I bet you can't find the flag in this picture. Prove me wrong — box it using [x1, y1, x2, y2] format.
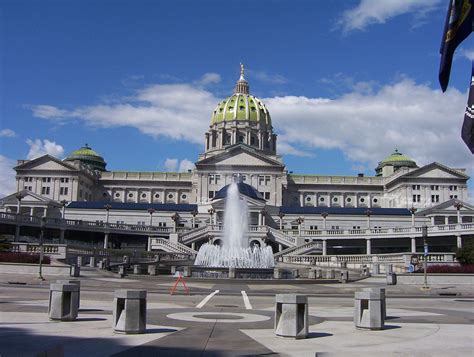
[439, 0, 474, 92]
[462, 61, 474, 153]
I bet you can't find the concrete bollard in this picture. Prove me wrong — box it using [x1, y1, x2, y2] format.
[148, 265, 158, 276]
[56, 279, 80, 309]
[325, 269, 335, 279]
[119, 265, 126, 278]
[183, 266, 192, 278]
[273, 268, 282, 279]
[70, 264, 80, 277]
[228, 267, 236, 279]
[354, 290, 384, 330]
[133, 265, 144, 275]
[76, 256, 83, 267]
[373, 263, 380, 275]
[89, 256, 96, 268]
[340, 270, 349, 283]
[113, 290, 147, 334]
[386, 272, 397, 286]
[363, 287, 386, 321]
[307, 268, 316, 279]
[275, 294, 308, 339]
[48, 283, 80, 321]
[98, 260, 105, 269]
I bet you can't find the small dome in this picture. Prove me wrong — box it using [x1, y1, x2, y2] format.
[375, 149, 417, 176]
[213, 182, 264, 201]
[64, 144, 107, 171]
[210, 93, 271, 127]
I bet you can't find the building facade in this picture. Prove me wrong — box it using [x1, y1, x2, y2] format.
[1, 66, 472, 254]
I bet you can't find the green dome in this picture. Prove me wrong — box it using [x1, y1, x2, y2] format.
[64, 144, 107, 171]
[210, 93, 272, 126]
[375, 149, 417, 176]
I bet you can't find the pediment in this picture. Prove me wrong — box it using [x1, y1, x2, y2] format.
[197, 145, 284, 168]
[406, 163, 469, 180]
[0, 189, 55, 204]
[15, 155, 76, 172]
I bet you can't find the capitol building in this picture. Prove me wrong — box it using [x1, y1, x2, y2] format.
[1, 67, 473, 256]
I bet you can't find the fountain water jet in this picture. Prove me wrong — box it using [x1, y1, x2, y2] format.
[194, 182, 274, 268]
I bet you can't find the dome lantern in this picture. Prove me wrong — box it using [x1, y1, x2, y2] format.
[375, 149, 417, 177]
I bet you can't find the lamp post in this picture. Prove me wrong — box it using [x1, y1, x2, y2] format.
[321, 212, 328, 230]
[296, 216, 304, 236]
[104, 204, 112, 226]
[454, 202, 463, 224]
[147, 208, 156, 227]
[60, 200, 68, 219]
[365, 209, 372, 229]
[15, 192, 24, 216]
[278, 212, 285, 230]
[409, 206, 417, 227]
[421, 225, 429, 290]
[208, 208, 215, 226]
[171, 212, 180, 233]
[38, 216, 46, 281]
[191, 209, 198, 228]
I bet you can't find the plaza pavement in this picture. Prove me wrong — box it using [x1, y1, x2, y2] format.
[0, 269, 473, 356]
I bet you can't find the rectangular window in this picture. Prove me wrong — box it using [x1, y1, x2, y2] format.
[449, 185, 458, 191]
[264, 192, 270, 200]
[215, 174, 221, 184]
[258, 175, 271, 186]
[352, 226, 361, 230]
[309, 225, 318, 230]
[331, 225, 340, 230]
[41, 187, 50, 195]
[208, 190, 214, 199]
[79, 189, 83, 198]
[430, 185, 439, 190]
[412, 195, 421, 203]
[158, 222, 167, 227]
[450, 195, 458, 199]
[412, 185, 420, 190]
[431, 195, 439, 203]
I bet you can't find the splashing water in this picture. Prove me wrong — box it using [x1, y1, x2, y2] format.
[194, 182, 274, 268]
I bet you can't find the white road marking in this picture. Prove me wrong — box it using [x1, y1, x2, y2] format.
[241, 290, 252, 310]
[196, 290, 220, 308]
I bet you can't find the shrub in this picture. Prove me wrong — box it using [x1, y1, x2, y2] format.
[0, 252, 50, 264]
[427, 264, 474, 274]
[456, 240, 474, 265]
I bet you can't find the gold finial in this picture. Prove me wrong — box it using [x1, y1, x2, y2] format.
[240, 63, 245, 80]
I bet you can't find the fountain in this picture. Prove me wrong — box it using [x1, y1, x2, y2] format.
[194, 182, 275, 269]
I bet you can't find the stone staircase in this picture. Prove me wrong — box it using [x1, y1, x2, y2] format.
[150, 238, 197, 255]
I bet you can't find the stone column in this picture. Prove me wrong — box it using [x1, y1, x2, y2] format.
[278, 244, 283, 252]
[431, 216, 435, 225]
[191, 242, 196, 250]
[59, 229, 65, 244]
[299, 192, 304, 207]
[457, 235, 462, 248]
[258, 212, 262, 226]
[445, 216, 449, 225]
[147, 237, 152, 251]
[411, 237, 416, 253]
[411, 213, 415, 227]
[322, 240, 327, 256]
[104, 233, 109, 249]
[366, 239, 372, 255]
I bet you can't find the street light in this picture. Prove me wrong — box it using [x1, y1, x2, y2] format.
[365, 209, 372, 229]
[15, 192, 24, 216]
[421, 225, 429, 290]
[147, 208, 156, 226]
[278, 212, 285, 230]
[38, 216, 46, 281]
[104, 204, 112, 225]
[208, 208, 215, 226]
[454, 202, 463, 224]
[296, 216, 304, 236]
[191, 209, 198, 228]
[60, 200, 68, 219]
[409, 206, 417, 227]
[321, 212, 328, 230]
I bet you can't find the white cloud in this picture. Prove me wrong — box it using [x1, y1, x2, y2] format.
[196, 72, 221, 85]
[164, 158, 178, 172]
[250, 70, 288, 84]
[164, 158, 195, 172]
[31, 83, 216, 144]
[178, 159, 195, 172]
[0, 129, 16, 137]
[336, 0, 441, 33]
[460, 48, 474, 61]
[26, 139, 65, 160]
[30, 75, 473, 180]
[265, 78, 474, 177]
[0, 155, 17, 197]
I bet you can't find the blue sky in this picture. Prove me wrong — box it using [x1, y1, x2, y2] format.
[1, 0, 473, 196]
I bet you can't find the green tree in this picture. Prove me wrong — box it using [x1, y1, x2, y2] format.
[456, 239, 474, 265]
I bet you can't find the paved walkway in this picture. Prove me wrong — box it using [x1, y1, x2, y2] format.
[0, 271, 473, 356]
